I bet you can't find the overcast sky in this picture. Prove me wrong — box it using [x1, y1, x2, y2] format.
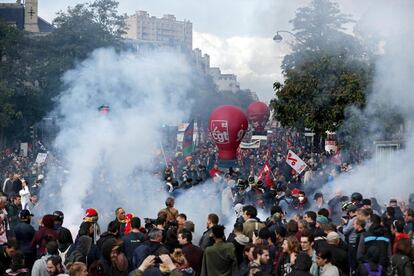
[19, 0, 378, 101]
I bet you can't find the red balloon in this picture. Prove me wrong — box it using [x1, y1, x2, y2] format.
[209, 105, 248, 160]
[246, 101, 270, 132]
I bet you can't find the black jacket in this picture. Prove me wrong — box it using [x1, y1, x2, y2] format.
[12, 221, 35, 254]
[357, 225, 391, 269]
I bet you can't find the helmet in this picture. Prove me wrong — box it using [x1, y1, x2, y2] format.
[351, 192, 363, 202]
[341, 201, 353, 211]
[53, 211, 64, 221]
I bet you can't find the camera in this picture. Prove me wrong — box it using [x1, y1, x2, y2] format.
[144, 218, 157, 230]
[153, 256, 162, 264]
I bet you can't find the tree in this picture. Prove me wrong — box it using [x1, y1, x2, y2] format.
[271, 0, 372, 138]
[0, 0, 127, 145]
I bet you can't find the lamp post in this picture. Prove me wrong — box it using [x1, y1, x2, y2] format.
[273, 30, 305, 44]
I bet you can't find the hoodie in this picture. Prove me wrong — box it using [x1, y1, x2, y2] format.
[65, 235, 92, 265]
[233, 234, 250, 268]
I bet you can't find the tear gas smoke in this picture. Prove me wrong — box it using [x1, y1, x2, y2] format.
[37, 48, 227, 237]
[323, 1, 414, 204]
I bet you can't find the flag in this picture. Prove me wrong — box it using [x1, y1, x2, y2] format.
[182, 120, 194, 157]
[257, 162, 273, 187]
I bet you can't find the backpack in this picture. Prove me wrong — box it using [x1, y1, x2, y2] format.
[363, 262, 382, 276]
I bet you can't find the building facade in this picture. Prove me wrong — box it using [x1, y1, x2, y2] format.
[125, 11, 192, 50]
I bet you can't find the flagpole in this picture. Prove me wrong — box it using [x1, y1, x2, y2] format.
[159, 140, 168, 167]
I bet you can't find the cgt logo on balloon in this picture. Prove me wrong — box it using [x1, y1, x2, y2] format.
[211, 120, 230, 144]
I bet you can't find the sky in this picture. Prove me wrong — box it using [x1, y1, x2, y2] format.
[17, 0, 378, 102]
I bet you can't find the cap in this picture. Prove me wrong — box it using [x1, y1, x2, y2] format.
[85, 208, 98, 217]
[291, 188, 301, 196]
[316, 215, 329, 225]
[37, 174, 44, 181]
[19, 209, 34, 218]
[326, 231, 340, 241]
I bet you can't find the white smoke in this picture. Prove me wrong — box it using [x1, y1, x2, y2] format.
[40, 48, 193, 228]
[323, 0, 414, 204]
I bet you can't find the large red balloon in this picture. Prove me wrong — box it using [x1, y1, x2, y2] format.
[209, 105, 248, 160]
[246, 101, 270, 133]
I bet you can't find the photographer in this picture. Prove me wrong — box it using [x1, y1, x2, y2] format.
[159, 197, 179, 223]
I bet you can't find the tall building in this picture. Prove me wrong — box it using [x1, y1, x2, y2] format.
[0, 0, 53, 33]
[125, 11, 192, 50]
[209, 67, 240, 93]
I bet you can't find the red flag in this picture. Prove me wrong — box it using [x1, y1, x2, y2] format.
[257, 162, 273, 187]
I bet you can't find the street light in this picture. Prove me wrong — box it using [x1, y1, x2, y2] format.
[273, 30, 305, 44]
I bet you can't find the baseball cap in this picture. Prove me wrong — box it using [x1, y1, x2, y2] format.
[19, 209, 34, 218]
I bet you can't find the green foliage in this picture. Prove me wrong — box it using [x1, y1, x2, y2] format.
[0, 0, 126, 144]
[271, 0, 372, 137]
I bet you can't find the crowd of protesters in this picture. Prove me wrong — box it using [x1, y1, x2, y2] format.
[0, 127, 413, 275]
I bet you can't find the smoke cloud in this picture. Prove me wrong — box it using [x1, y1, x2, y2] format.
[39, 48, 194, 228]
[324, 0, 414, 204]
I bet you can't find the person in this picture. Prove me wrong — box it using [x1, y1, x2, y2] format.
[325, 231, 348, 275]
[159, 197, 179, 223]
[249, 244, 270, 276]
[112, 208, 126, 237]
[242, 205, 265, 241]
[46, 255, 66, 276]
[18, 179, 30, 211]
[7, 194, 22, 229]
[276, 236, 300, 276]
[13, 210, 35, 268]
[201, 225, 237, 276]
[32, 240, 59, 276]
[314, 193, 328, 210]
[31, 214, 59, 257]
[67, 262, 88, 276]
[170, 248, 195, 276]
[132, 228, 168, 268]
[228, 222, 249, 268]
[315, 247, 340, 276]
[100, 238, 128, 276]
[178, 229, 203, 276]
[121, 217, 143, 270]
[199, 213, 218, 250]
[300, 230, 318, 275]
[176, 213, 187, 232]
[356, 214, 391, 270]
[390, 238, 414, 276]
[391, 220, 409, 253]
[2, 173, 14, 196]
[96, 220, 119, 257]
[356, 246, 383, 276]
[65, 235, 92, 266]
[0, 240, 19, 274]
[57, 228, 73, 266]
[290, 252, 313, 276]
[5, 250, 30, 276]
[52, 211, 67, 232]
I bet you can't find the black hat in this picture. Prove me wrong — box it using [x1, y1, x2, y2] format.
[19, 209, 34, 218]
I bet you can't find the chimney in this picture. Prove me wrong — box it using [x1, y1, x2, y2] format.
[24, 0, 39, 32]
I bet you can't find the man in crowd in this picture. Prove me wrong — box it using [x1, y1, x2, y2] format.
[178, 229, 203, 276]
[199, 213, 219, 250]
[201, 225, 237, 276]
